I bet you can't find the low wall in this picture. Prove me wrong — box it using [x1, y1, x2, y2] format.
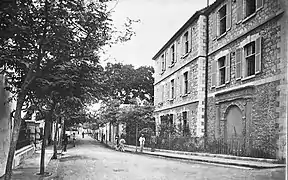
[12, 144, 35, 169]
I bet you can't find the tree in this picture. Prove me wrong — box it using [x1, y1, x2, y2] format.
[103, 63, 154, 104]
[0, 0, 126, 178]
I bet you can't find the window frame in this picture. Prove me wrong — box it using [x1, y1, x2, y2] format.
[182, 111, 189, 135]
[161, 53, 165, 72]
[184, 32, 189, 55]
[171, 79, 175, 99]
[183, 71, 188, 94]
[218, 56, 226, 85]
[244, 41, 256, 77]
[171, 44, 175, 65]
[218, 4, 227, 36]
[245, 0, 256, 18]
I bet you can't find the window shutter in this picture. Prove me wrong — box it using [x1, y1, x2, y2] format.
[255, 37, 262, 74]
[237, 0, 243, 22]
[216, 12, 220, 37]
[235, 48, 242, 79]
[212, 12, 217, 39]
[188, 28, 191, 52]
[256, 0, 263, 10]
[180, 75, 183, 96]
[211, 60, 217, 87]
[226, 0, 232, 30]
[166, 82, 170, 100]
[189, 69, 193, 93]
[158, 60, 161, 75]
[225, 53, 231, 83]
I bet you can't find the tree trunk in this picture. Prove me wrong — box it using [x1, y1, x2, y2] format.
[39, 106, 54, 175]
[52, 118, 59, 159]
[4, 94, 26, 180]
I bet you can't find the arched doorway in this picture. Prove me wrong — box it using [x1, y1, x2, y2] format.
[225, 105, 244, 155]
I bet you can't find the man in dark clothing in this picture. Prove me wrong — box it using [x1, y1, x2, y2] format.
[63, 134, 68, 152]
[82, 132, 85, 138]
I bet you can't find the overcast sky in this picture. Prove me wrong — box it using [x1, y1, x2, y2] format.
[102, 0, 215, 68]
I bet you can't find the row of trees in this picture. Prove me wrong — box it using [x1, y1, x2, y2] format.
[0, 0, 154, 179]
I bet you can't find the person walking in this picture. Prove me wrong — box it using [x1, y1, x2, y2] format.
[72, 132, 76, 147]
[82, 131, 85, 138]
[139, 134, 145, 153]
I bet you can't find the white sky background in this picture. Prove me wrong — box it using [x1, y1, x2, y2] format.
[101, 0, 216, 68]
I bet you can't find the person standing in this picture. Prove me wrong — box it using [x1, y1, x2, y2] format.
[63, 134, 68, 152]
[139, 134, 145, 153]
[82, 131, 85, 138]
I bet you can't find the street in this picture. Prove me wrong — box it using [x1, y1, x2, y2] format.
[51, 135, 285, 180]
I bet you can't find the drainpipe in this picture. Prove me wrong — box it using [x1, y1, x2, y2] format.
[204, 2, 210, 149]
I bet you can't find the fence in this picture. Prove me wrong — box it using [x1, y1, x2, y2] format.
[16, 128, 31, 150]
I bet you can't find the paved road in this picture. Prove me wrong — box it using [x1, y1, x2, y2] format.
[52, 135, 285, 180]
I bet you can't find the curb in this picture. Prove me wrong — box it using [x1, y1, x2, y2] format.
[124, 148, 285, 169]
[102, 142, 285, 169]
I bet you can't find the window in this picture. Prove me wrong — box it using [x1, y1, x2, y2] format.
[161, 54, 165, 72]
[244, 42, 256, 77]
[182, 112, 189, 135]
[184, 32, 189, 54]
[168, 114, 173, 126]
[245, 0, 256, 18]
[171, 79, 175, 99]
[171, 45, 175, 65]
[184, 72, 188, 94]
[218, 56, 226, 85]
[218, 5, 227, 35]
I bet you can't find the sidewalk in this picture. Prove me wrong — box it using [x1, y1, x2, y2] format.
[2, 146, 60, 180]
[102, 140, 286, 169]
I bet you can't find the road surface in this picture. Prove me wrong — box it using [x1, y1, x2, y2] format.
[52, 135, 285, 180]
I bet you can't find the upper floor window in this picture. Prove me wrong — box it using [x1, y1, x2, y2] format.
[211, 53, 230, 87]
[184, 32, 189, 54]
[237, 0, 263, 22]
[161, 54, 166, 72]
[218, 56, 226, 85]
[184, 71, 188, 94]
[244, 42, 256, 77]
[219, 5, 227, 36]
[171, 45, 175, 65]
[245, 0, 256, 18]
[235, 36, 262, 80]
[212, 0, 231, 39]
[170, 79, 175, 99]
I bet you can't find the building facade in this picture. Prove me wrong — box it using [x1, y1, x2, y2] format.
[206, 0, 287, 159]
[153, 0, 287, 159]
[153, 10, 207, 137]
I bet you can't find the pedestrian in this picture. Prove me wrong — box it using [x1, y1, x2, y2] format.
[72, 132, 76, 147]
[82, 131, 84, 138]
[119, 135, 126, 152]
[150, 132, 156, 152]
[139, 134, 145, 153]
[63, 134, 68, 152]
[115, 134, 119, 148]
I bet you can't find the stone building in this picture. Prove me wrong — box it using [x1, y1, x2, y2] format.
[152, 0, 287, 159]
[206, 0, 287, 159]
[152, 9, 207, 137]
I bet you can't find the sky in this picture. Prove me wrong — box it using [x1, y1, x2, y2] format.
[102, 0, 216, 68]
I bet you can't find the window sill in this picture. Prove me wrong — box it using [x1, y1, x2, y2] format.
[217, 31, 227, 41]
[181, 51, 191, 59]
[168, 62, 176, 68]
[242, 12, 256, 24]
[160, 70, 165, 75]
[216, 84, 226, 89]
[241, 74, 256, 81]
[181, 92, 190, 97]
[167, 98, 175, 102]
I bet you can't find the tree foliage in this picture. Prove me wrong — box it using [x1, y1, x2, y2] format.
[103, 63, 154, 104]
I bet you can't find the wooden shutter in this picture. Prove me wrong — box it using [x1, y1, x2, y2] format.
[256, 0, 263, 10]
[237, 0, 243, 22]
[180, 75, 183, 96]
[235, 48, 242, 79]
[225, 53, 231, 83]
[226, 0, 232, 30]
[255, 37, 262, 74]
[212, 12, 217, 39]
[211, 60, 217, 87]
